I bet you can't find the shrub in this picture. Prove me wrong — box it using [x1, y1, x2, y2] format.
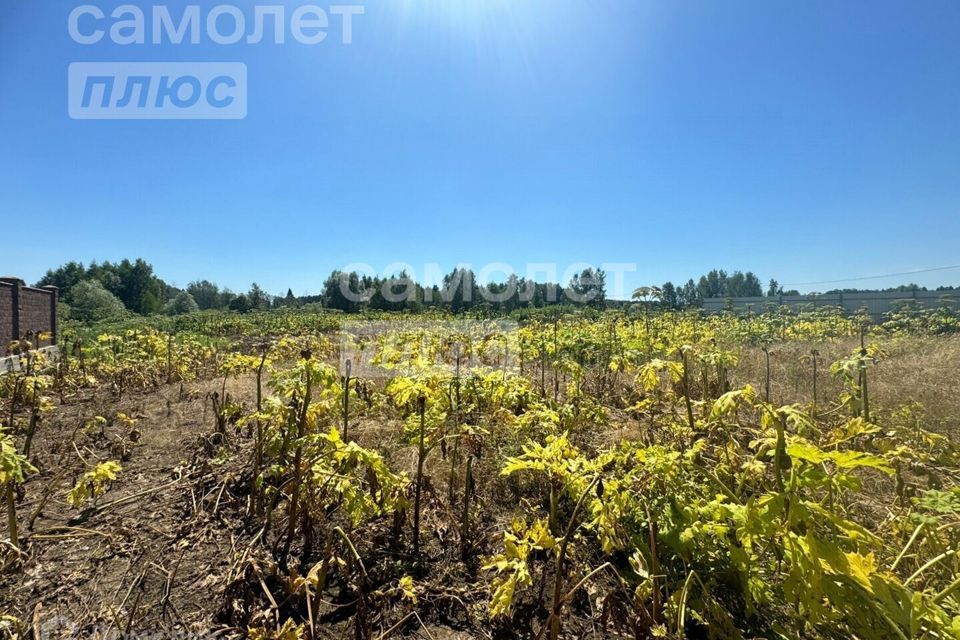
[67, 280, 127, 322]
[165, 291, 200, 315]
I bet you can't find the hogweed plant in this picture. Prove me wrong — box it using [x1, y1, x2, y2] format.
[1, 431, 35, 551]
[4, 307, 959, 636]
[67, 460, 122, 509]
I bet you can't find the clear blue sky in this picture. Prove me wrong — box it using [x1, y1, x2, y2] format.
[2, 0, 959, 297]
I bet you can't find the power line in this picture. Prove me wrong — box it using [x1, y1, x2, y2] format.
[783, 264, 960, 287]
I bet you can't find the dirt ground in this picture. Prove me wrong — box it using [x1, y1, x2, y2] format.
[1, 376, 262, 638]
[1, 372, 500, 639]
[2, 334, 958, 638]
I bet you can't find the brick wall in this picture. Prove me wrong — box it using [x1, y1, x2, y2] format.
[21, 287, 56, 347]
[0, 278, 57, 354]
[0, 282, 12, 350]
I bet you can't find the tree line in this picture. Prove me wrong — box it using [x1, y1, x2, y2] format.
[654, 270, 797, 309]
[36, 260, 279, 321]
[36, 259, 955, 321]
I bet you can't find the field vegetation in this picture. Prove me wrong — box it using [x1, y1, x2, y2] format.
[1, 304, 960, 639]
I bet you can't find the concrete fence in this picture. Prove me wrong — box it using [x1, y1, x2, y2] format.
[0, 277, 58, 354]
[703, 290, 958, 321]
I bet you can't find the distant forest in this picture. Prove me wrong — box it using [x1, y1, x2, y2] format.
[34, 259, 958, 320]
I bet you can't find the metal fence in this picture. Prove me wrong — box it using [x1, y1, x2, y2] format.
[703, 290, 958, 321]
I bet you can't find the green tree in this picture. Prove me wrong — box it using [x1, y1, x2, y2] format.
[218, 288, 237, 309]
[678, 278, 699, 307]
[187, 280, 222, 310]
[164, 291, 199, 315]
[322, 270, 363, 312]
[433, 268, 479, 313]
[36, 261, 86, 298]
[113, 259, 164, 314]
[247, 283, 270, 310]
[68, 280, 127, 322]
[660, 281, 679, 309]
[741, 271, 763, 296]
[567, 268, 606, 308]
[370, 273, 416, 312]
[229, 294, 251, 313]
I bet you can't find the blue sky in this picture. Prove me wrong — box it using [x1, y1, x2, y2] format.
[1, 0, 958, 297]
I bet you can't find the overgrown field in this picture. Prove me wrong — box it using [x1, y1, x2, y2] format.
[2, 308, 959, 639]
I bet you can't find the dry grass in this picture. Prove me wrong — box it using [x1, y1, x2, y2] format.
[733, 334, 960, 438]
